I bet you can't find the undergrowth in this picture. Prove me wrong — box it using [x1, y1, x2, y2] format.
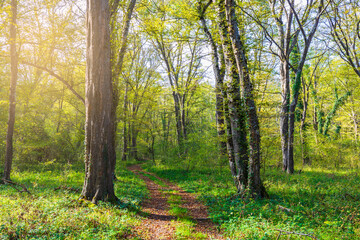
[0, 161, 148, 239]
[144, 163, 360, 240]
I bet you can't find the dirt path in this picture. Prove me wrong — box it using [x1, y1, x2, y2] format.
[127, 165, 224, 240]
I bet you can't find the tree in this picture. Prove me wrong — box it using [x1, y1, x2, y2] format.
[240, 0, 329, 173]
[111, 0, 137, 164]
[225, 0, 267, 197]
[198, 0, 227, 155]
[80, 0, 117, 203]
[3, 0, 18, 181]
[144, 6, 203, 151]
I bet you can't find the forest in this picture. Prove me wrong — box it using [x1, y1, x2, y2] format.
[0, 0, 359, 239]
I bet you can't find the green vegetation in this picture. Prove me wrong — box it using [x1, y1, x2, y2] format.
[1, 0, 360, 239]
[173, 220, 208, 240]
[0, 162, 147, 239]
[144, 163, 360, 239]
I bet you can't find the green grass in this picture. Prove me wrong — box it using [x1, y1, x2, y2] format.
[173, 219, 207, 240]
[0, 161, 148, 239]
[3, 159, 359, 239]
[144, 164, 360, 239]
[141, 172, 168, 188]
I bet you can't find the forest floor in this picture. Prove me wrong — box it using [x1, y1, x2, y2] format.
[0, 161, 359, 239]
[127, 164, 224, 240]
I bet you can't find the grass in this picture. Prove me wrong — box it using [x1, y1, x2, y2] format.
[144, 163, 360, 240]
[3, 159, 359, 239]
[0, 161, 148, 239]
[173, 219, 207, 240]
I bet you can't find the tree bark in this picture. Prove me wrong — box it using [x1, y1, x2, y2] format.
[130, 127, 138, 160]
[218, 0, 248, 193]
[81, 0, 117, 203]
[122, 84, 128, 161]
[3, 0, 18, 181]
[301, 76, 310, 165]
[280, 60, 290, 171]
[225, 0, 267, 198]
[287, 72, 302, 173]
[199, 8, 227, 155]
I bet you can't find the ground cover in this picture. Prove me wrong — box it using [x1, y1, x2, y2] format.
[0, 162, 147, 239]
[144, 164, 360, 239]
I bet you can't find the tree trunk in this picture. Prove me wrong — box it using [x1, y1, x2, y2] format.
[199, 12, 227, 155]
[181, 96, 187, 140]
[111, 0, 136, 170]
[81, 0, 117, 203]
[174, 93, 183, 146]
[130, 127, 138, 160]
[224, 103, 240, 191]
[225, 0, 267, 198]
[218, 0, 248, 193]
[287, 70, 302, 173]
[352, 109, 358, 141]
[122, 84, 128, 161]
[3, 0, 18, 181]
[280, 61, 290, 171]
[301, 77, 310, 165]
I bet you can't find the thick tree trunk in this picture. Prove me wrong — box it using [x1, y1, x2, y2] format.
[227, 82, 249, 192]
[3, 0, 18, 181]
[218, 1, 248, 192]
[81, 0, 117, 203]
[225, 0, 267, 198]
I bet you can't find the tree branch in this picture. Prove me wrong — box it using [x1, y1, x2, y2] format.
[20, 60, 85, 104]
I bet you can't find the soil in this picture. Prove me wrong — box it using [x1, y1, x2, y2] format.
[127, 165, 224, 240]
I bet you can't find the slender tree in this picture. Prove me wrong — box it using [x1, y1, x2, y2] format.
[3, 0, 18, 181]
[111, 0, 137, 165]
[198, 0, 227, 155]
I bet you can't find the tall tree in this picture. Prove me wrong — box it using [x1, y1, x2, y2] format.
[287, 0, 328, 173]
[198, 0, 227, 155]
[224, 0, 267, 197]
[111, 0, 137, 165]
[3, 0, 18, 181]
[240, 0, 328, 173]
[80, 0, 117, 203]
